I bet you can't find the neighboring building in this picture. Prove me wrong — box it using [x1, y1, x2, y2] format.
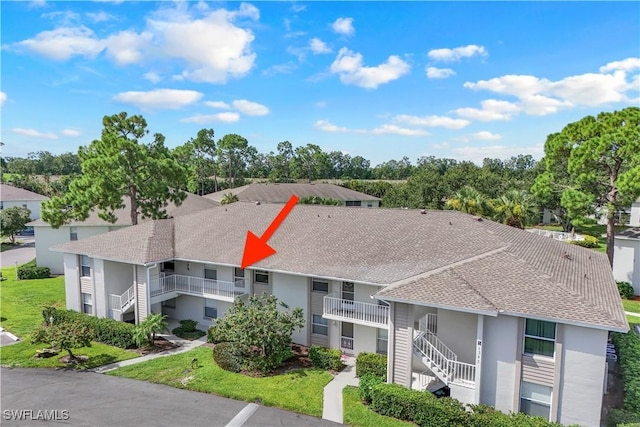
[53, 203, 627, 427]
[613, 227, 640, 297]
[31, 193, 219, 274]
[204, 182, 381, 207]
[630, 196, 640, 227]
[0, 183, 49, 220]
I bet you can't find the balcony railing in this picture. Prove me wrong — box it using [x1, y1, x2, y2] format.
[150, 274, 248, 302]
[323, 295, 389, 328]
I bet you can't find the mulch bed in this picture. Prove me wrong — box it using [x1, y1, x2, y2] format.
[138, 337, 179, 355]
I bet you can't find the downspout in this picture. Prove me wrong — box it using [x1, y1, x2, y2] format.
[133, 265, 138, 325]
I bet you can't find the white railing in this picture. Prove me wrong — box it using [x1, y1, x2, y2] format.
[527, 228, 584, 241]
[150, 274, 248, 301]
[323, 295, 389, 327]
[419, 313, 438, 334]
[341, 336, 354, 350]
[108, 285, 135, 313]
[413, 330, 475, 387]
[424, 330, 457, 362]
[412, 370, 436, 390]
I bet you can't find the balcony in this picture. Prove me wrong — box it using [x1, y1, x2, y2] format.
[150, 274, 248, 303]
[323, 295, 389, 328]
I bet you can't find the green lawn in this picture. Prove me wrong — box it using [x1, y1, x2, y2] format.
[0, 265, 137, 369]
[109, 346, 333, 417]
[622, 299, 640, 314]
[343, 386, 414, 427]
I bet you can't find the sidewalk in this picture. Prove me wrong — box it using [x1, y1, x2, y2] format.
[626, 311, 640, 318]
[322, 356, 359, 424]
[91, 333, 207, 373]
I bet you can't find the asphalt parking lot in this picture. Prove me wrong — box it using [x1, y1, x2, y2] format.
[1, 368, 338, 427]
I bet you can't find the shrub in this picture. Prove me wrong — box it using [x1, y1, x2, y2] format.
[611, 331, 640, 415]
[41, 307, 135, 348]
[358, 373, 385, 403]
[17, 265, 50, 280]
[207, 324, 227, 344]
[618, 281, 635, 300]
[172, 326, 206, 340]
[355, 352, 387, 378]
[607, 409, 640, 427]
[568, 235, 599, 248]
[212, 342, 243, 373]
[178, 319, 198, 332]
[134, 314, 168, 347]
[308, 345, 344, 371]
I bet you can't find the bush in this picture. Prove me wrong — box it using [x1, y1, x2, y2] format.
[212, 342, 243, 373]
[611, 331, 640, 415]
[207, 324, 227, 344]
[42, 307, 136, 348]
[17, 265, 50, 280]
[568, 234, 599, 248]
[358, 373, 385, 403]
[607, 409, 640, 427]
[308, 345, 344, 371]
[178, 319, 198, 332]
[355, 352, 387, 378]
[172, 326, 206, 340]
[618, 281, 635, 300]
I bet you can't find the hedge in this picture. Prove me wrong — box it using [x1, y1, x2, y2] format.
[42, 307, 136, 348]
[617, 281, 635, 300]
[172, 319, 206, 340]
[308, 345, 344, 371]
[611, 331, 640, 415]
[358, 372, 385, 403]
[212, 342, 243, 373]
[606, 409, 640, 427]
[568, 235, 599, 249]
[207, 324, 226, 344]
[17, 265, 50, 280]
[356, 352, 387, 378]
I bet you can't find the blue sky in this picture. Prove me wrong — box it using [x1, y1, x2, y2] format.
[1, 1, 639, 166]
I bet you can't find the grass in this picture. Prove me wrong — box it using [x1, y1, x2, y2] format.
[343, 386, 414, 427]
[0, 264, 138, 369]
[622, 299, 640, 314]
[109, 346, 333, 417]
[534, 223, 630, 254]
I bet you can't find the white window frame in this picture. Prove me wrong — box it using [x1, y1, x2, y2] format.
[519, 381, 552, 420]
[204, 267, 217, 281]
[376, 328, 388, 355]
[312, 314, 328, 336]
[80, 255, 91, 277]
[81, 292, 93, 315]
[204, 299, 217, 319]
[523, 319, 556, 358]
[312, 279, 329, 293]
[69, 226, 78, 241]
[234, 268, 245, 288]
[254, 270, 269, 284]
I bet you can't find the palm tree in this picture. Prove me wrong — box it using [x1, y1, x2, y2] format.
[492, 190, 538, 229]
[445, 186, 492, 216]
[133, 313, 168, 347]
[220, 192, 239, 205]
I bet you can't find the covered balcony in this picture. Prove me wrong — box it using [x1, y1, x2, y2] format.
[323, 294, 389, 328]
[150, 274, 248, 303]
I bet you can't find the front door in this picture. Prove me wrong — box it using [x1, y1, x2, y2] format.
[341, 322, 354, 351]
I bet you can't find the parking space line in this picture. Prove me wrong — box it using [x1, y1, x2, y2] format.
[225, 403, 259, 427]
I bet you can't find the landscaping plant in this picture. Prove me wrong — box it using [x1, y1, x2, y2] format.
[32, 320, 95, 361]
[133, 313, 169, 347]
[617, 281, 635, 300]
[356, 352, 387, 378]
[308, 345, 344, 371]
[171, 319, 206, 340]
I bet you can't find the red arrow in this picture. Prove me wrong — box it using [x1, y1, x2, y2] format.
[240, 195, 299, 269]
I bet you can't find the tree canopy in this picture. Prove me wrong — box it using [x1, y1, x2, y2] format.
[0, 206, 31, 244]
[42, 112, 188, 228]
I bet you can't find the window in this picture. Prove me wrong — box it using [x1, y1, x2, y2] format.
[69, 227, 78, 241]
[162, 261, 175, 272]
[345, 201, 361, 207]
[204, 268, 217, 280]
[342, 282, 355, 301]
[204, 299, 217, 319]
[254, 270, 269, 284]
[377, 328, 388, 355]
[520, 382, 551, 419]
[162, 298, 176, 309]
[0, 202, 3, 210]
[234, 268, 245, 288]
[312, 314, 328, 335]
[81, 293, 93, 315]
[312, 279, 329, 293]
[524, 319, 556, 357]
[22, 203, 27, 209]
[367, 202, 373, 208]
[80, 255, 91, 277]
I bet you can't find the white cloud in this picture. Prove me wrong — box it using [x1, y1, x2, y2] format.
[85, 11, 114, 23]
[332, 17, 354, 36]
[426, 66, 456, 79]
[428, 44, 487, 62]
[232, 99, 269, 116]
[309, 37, 331, 54]
[330, 48, 410, 89]
[314, 120, 349, 133]
[181, 112, 240, 124]
[28, 0, 48, 9]
[453, 144, 543, 165]
[13, 26, 103, 60]
[143, 72, 162, 83]
[431, 142, 449, 150]
[371, 124, 429, 136]
[0, 92, 6, 106]
[315, 101, 327, 108]
[393, 114, 469, 129]
[455, 99, 521, 121]
[599, 57, 640, 73]
[470, 131, 502, 140]
[113, 89, 203, 110]
[290, 3, 306, 13]
[262, 62, 298, 76]
[104, 30, 152, 66]
[61, 129, 81, 137]
[204, 101, 231, 109]
[11, 128, 58, 140]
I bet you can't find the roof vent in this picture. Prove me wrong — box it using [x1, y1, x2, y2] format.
[255, 201, 261, 205]
[420, 210, 427, 215]
[471, 216, 482, 221]
[449, 221, 453, 225]
[563, 251, 572, 260]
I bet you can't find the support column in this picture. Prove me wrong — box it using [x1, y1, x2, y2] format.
[133, 264, 139, 325]
[474, 314, 484, 403]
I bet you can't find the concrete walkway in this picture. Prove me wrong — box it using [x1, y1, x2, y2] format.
[626, 311, 640, 317]
[322, 356, 359, 424]
[91, 333, 208, 373]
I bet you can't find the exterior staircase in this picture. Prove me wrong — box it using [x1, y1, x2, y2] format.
[108, 285, 135, 320]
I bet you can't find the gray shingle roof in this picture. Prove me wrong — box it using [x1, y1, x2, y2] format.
[0, 184, 49, 201]
[53, 203, 628, 332]
[204, 183, 380, 203]
[616, 227, 640, 239]
[30, 192, 219, 227]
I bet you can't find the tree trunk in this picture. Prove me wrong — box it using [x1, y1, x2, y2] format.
[606, 206, 615, 267]
[130, 187, 138, 226]
[67, 348, 75, 360]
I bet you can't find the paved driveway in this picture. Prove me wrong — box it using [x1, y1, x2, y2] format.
[0, 368, 338, 427]
[1, 238, 36, 268]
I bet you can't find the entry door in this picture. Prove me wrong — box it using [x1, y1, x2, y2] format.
[342, 282, 355, 311]
[341, 322, 354, 351]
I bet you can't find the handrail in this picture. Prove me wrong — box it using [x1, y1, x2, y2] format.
[150, 274, 247, 300]
[323, 296, 390, 326]
[424, 330, 457, 362]
[413, 330, 475, 386]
